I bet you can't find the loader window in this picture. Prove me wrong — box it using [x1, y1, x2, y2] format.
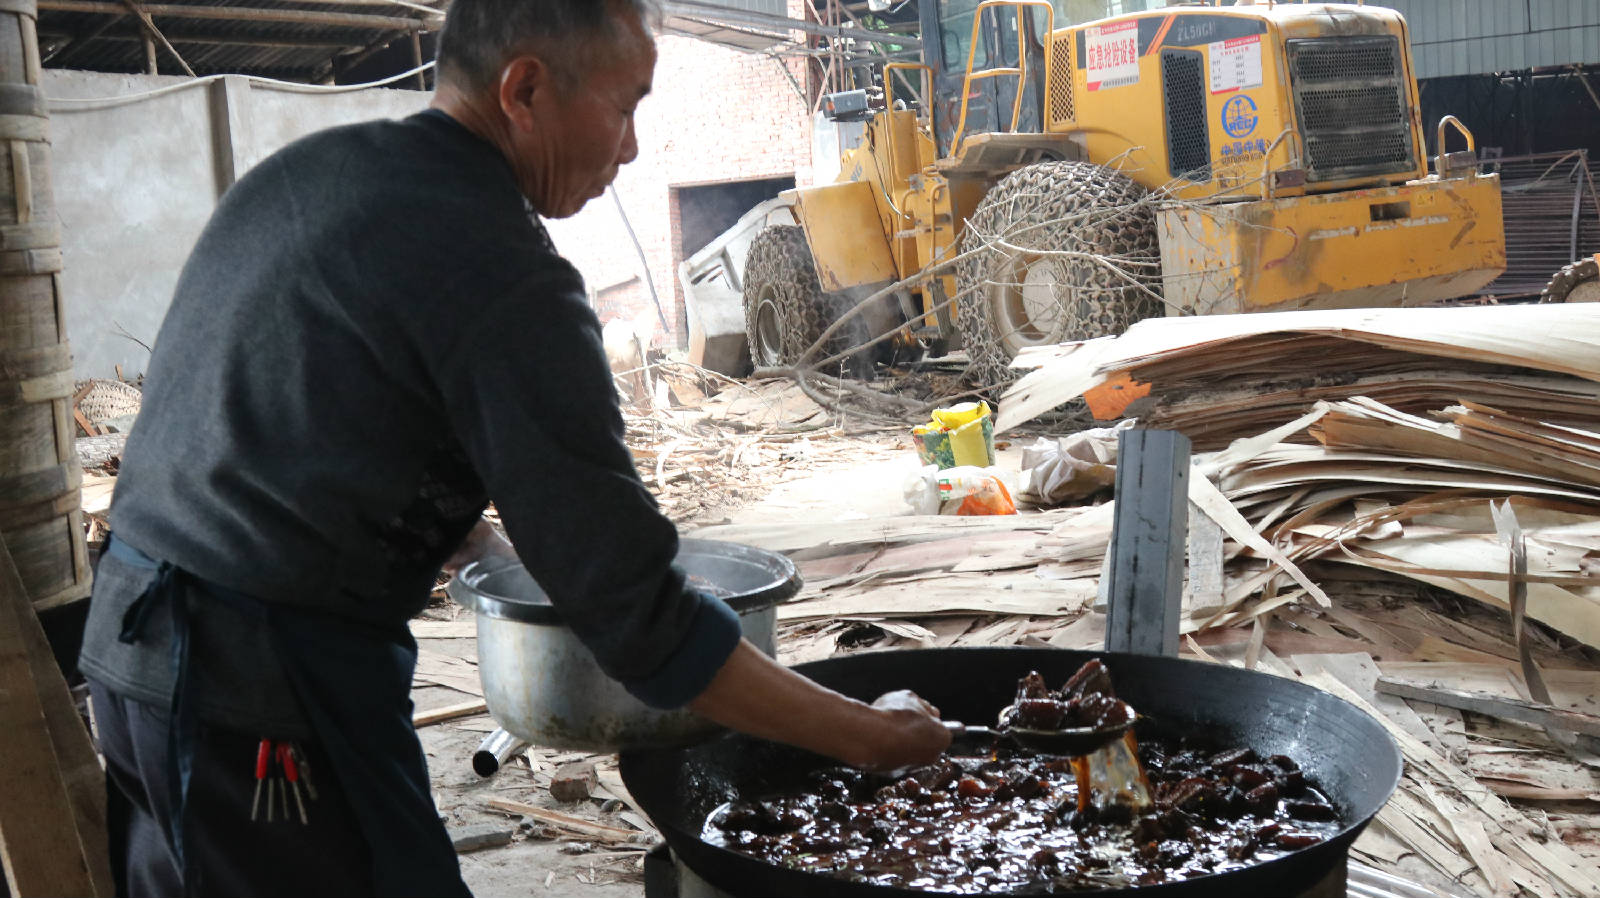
[940, 0, 993, 72]
[938, 0, 1160, 74]
[1047, 0, 1155, 29]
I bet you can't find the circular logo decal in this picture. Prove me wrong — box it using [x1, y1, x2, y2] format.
[1221, 94, 1259, 139]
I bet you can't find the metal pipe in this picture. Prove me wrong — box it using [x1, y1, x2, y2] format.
[472, 727, 530, 777]
[1573, 169, 1584, 263]
[609, 185, 671, 334]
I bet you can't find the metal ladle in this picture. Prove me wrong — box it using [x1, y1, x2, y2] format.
[943, 702, 1137, 756]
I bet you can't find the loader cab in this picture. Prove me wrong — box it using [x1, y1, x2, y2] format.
[922, 0, 1163, 156]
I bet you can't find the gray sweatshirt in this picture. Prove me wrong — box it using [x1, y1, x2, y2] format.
[80, 110, 739, 731]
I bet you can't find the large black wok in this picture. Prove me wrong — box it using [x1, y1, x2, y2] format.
[620, 647, 1401, 897]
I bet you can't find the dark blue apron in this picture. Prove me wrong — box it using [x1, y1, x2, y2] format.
[110, 534, 471, 897]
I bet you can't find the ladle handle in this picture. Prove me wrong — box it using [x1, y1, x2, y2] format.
[944, 721, 995, 739]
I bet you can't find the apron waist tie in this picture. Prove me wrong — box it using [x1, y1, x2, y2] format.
[116, 548, 199, 882]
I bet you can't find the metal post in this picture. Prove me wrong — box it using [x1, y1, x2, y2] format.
[409, 30, 425, 91]
[1103, 429, 1191, 658]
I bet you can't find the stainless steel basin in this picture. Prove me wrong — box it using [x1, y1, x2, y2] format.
[448, 538, 800, 752]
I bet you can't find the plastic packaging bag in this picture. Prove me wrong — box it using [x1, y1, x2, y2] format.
[1018, 420, 1133, 506]
[911, 401, 996, 469]
[903, 465, 1017, 516]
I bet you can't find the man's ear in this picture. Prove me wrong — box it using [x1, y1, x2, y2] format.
[497, 55, 548, 133]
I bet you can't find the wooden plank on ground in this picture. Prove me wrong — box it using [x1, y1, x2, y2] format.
[1189, 472, 1331, 607]
[1378, 661, 1600, 715]
[484, 797, 651, 845]
[1375, 676, 1600, 739]
[777, 577, 1096, 622]
[1185, 505, 1225, 611]
[690, 511, 1067, 555]
[414, 698, 489, 728]
[10, 564, 113, 898]
[409, 619, 478, 639]
[0, 541, 100, 897]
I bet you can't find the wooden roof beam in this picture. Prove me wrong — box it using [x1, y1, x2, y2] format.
[119, 0, 195, 76]
[41, 28, 364, 50]
[37, 0, 430, 32]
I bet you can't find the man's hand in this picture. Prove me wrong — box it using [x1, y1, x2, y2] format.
[857, 689, 950, 773]
[851, 685, 947, 771]
[688, 641, 951, 772]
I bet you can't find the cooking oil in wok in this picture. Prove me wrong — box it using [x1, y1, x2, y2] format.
[703, 662, 1342, 891]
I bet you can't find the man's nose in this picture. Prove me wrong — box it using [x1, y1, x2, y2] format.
[617, 117, 639, 166]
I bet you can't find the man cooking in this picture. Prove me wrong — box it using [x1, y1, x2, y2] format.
[77, 1, 951, 894]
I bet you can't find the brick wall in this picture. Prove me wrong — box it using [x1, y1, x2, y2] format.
[543, 30, 815, 348]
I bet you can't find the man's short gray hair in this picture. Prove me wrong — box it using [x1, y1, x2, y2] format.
[436, 0, 660, 93]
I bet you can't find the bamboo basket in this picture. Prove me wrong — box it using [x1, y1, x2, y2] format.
[0, 0, 90, 611]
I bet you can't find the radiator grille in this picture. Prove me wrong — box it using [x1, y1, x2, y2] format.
[1287, 36, 1416, 182]
[1162, 50, 1209, 182]
[1047, 35, 1074, 125]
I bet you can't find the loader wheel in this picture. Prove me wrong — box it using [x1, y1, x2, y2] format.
[743, 226, 839, 369]
[1541, 256, 1600, 304]
[956, 161, 1163, 393]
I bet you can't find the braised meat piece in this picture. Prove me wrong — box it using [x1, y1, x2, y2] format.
[1003, 662, 1134, 732]
[1014, 697, 1069, 730]
[1017, 670, 1054, 700]
[1061, 658, 1115, 700]
[1066, 691, 1135, 729]
[1004, 670, 1071, 730]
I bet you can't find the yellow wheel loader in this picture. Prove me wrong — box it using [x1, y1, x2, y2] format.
[735, 0, 1506, 389]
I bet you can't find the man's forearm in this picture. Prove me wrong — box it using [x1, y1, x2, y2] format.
[687, 639, 949, 771]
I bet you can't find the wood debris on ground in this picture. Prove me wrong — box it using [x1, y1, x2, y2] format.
[616, 364, 923, 522]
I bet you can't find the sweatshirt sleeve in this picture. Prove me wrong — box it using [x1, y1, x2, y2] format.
[430, 262, 741, 709]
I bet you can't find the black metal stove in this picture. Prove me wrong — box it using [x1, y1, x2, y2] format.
[643, 845, 1467, 898]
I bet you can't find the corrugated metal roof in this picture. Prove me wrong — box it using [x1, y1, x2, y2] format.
[39, 0, 444, 82]
[1383, 0, 1600, 79]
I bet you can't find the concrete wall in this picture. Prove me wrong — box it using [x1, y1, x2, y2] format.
[47, 24, 816, 376]
[44, 69, 428, 379]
